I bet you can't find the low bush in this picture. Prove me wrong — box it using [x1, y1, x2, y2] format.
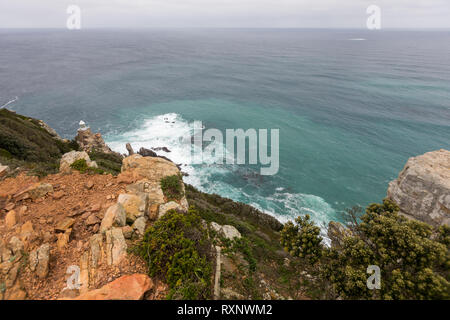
[280, 214, 323, 264]
[0, 109, 79, 176]
[88, 150, 122, 175]
[161, 174, 184, 201]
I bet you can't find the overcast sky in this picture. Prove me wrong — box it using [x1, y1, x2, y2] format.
[1, 0, 449, 29]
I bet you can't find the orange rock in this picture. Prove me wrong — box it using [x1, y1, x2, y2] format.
[4, 284, 27, 300]
[74, 274, 153, 300]
[21, 220, 34, 234]
[117, 171, 136, 184]
[53, 190, 66, 200]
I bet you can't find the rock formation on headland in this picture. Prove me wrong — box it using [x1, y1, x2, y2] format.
[75, 120, 115, 155]
[387, 149, 450, 227]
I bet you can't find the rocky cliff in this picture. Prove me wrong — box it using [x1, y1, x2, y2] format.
[2, 111, 448, 300]
[1, 113, 295, 300]
[387, 149, 450, 227]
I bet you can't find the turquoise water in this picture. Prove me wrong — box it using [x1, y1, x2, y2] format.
[1, 29, 449, 230]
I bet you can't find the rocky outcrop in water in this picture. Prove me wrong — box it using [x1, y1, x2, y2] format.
[387, 149, 450, 227]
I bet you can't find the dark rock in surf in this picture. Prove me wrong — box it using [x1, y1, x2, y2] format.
[152, 147, 171, 153]
[138, 147, 157, 158]
[126, 143, 135, 156]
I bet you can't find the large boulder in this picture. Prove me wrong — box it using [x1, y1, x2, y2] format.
[121, 154, 179, 181]
[59, 151, 98, 174]
[387, 149, 450, 227]
[73, 274, 153, 300]
[120, 155, 184, 214]
[126, 179, 166, 210]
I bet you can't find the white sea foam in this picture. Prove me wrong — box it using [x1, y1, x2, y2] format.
[106, 113, 335, 240]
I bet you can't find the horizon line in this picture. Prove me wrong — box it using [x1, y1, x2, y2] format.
[1, 26, 450, 30]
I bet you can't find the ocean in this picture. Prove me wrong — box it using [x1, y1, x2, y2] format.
[1, 28, 449, 230]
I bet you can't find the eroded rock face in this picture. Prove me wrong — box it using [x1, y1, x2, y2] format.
[121, 154, 179, 181]
[29, 243, 50, 279]
[76, 127, 114, 155]
[73, 274, 153, 300]
[59, 151, 98, 174]
[387, 149, 450, 227]
[105, 228, 127, 266]
[117, 193, 147, 223]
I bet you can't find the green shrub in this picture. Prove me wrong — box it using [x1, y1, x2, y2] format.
[136, 208, 213, 299]
[282, 199, 450, 300]
[161, 174, 184, 201]
[70, 159, 104, 175]
[0, 109, 79, 176]
[280, 214, 323, 264]
[88, 150, 122, 175]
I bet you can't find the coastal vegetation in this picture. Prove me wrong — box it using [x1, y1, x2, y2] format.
[0, 108, 122, 177]
[70, 158, 105, 175]
[0, 108, 79, 176]
[185, 184, 303, 299]
[88, 150, 123, 175]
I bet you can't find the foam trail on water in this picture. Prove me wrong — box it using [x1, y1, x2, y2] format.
[105, 113, 335, 240]
[0, 96, 19, 109]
